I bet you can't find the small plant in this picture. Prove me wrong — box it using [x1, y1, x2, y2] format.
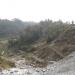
[0, 56, 15, 69]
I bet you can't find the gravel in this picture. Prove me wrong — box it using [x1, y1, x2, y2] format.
[0, 52, 75, 75]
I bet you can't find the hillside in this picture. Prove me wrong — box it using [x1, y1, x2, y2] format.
[10, 25, 75, 68]
[6, 20, 75, 67]
[0, 19, 75, 67]
[0, 20, 75, 75]
[27, 25, 75, 67]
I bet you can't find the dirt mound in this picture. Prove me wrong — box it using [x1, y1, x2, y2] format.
[32, 27, 75, 66]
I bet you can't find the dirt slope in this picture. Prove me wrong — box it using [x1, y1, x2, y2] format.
[32, 26, 75, 65]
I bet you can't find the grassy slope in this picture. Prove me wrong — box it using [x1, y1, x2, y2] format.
[0, 56, 15, 69]
[0, 26, 75, 68]
[0, 39, 15, 69]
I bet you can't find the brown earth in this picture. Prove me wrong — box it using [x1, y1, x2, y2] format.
[30, 26, 75, 67]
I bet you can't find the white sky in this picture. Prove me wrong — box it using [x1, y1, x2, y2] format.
[0, 0, 75, 22]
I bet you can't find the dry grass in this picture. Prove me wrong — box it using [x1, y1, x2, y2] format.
[0, 56, 15, 69]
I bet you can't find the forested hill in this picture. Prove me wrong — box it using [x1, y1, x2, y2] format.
[0, 19, 75, 68]
[8, 19, 72, 54]
[0, 19, 36, 38]
[8, 19, 75, 67]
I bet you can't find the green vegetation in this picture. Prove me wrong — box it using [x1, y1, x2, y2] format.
[0, 56, 15, 69]
[0, 19, 36, 38]
[0, 19, 74, 67]
[8, 19, 70, 53]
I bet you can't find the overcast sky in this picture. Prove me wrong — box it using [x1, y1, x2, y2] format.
[0, 0, 75, 22]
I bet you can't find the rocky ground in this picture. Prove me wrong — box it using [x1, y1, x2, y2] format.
[0, 51, 75, 75]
